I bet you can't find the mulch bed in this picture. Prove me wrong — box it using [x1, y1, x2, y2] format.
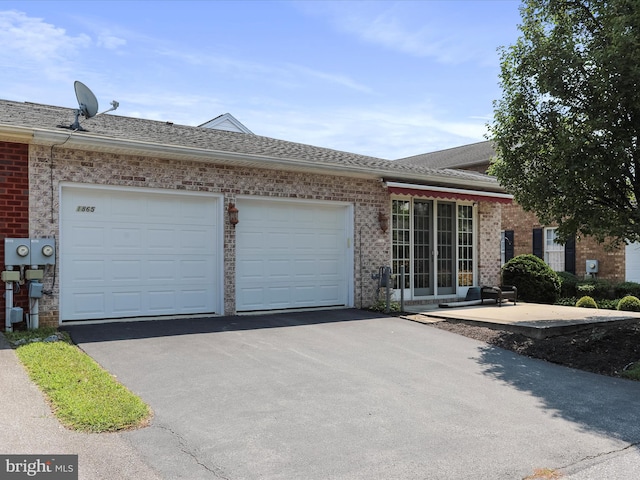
[431, 319, 640, 377]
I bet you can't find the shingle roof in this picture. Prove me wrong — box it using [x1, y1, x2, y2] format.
[395, 141, 496, 169]
[0, 99, 502, 191]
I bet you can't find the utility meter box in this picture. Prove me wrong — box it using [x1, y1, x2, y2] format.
[586, 259, 599, 274]
[28, 282, 44, 299]
[4, 238, 31, 266]
[30, 238, 56, 266]
[9, 307, 23, 324]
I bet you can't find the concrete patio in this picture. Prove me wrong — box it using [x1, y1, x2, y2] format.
[402, 302, 640, 338]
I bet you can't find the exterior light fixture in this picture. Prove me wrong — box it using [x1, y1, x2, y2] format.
[228, 202, 239, 226]
[378, 210, 389, 233]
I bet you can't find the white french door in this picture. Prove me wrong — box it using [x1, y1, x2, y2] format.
[391, 198, 475, 299]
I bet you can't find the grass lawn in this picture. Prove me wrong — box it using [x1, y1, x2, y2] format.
[6, 328, 151, 432]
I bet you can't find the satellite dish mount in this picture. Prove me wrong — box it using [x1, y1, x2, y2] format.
[59, 81, 119, 131]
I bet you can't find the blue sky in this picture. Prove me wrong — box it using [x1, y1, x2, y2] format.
[0, 1, 522, 159]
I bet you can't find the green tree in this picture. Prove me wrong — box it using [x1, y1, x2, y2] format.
[489, 0, 640, 245]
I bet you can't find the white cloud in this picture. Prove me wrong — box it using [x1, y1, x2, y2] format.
[157, 47, 373, 95]
[245, 101, 488, 159]
[97, 33, 126, 50]
[286, 65, 374, 94]
[0, 10, 90, 63]
[297, 1, 506, 66]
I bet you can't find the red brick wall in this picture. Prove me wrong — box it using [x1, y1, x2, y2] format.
[0, 141, 30, 327]
[501, 203, 625, 281]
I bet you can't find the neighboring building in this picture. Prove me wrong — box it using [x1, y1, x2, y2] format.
[0, 100, 510, 329]
[396, 141, 633, 283]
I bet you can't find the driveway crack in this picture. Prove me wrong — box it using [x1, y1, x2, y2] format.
[559, 441, 640, 473]
[156, 423, 232, 479]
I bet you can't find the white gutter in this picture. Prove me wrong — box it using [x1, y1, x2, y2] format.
[385, 181, 513, 200]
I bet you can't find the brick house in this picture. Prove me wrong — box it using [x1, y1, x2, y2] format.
[396, 141, 637, 283]
[0, 100, 510, 329]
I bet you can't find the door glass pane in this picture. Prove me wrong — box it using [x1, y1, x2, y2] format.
[437, 202, 455, 294]
[414, 200, 432, 296]
[392, 200, 410, 289]
[458, 205, 473, 286]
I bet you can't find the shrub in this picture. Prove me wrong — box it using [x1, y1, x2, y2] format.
[615, 282, 640, 299]
[617, 295, 640, 312]
[555, 296, 578, 307]
[597, 299, 619, 310]
[577, 280, 614, 300]
[369, 298, 401, 313]
[557, 271, 579, 297]
[501, 254, 561, 304]
[576, 296, 598, 308]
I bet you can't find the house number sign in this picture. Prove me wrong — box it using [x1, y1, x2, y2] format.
[76, 206, 96, 212]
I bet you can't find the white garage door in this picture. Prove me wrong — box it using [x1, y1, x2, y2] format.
[626, 243, 640, 282]
[236, 199, 352, 312]
[61, 186, 221, 321]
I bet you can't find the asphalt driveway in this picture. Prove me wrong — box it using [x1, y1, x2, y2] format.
[64, 309, 640, 479]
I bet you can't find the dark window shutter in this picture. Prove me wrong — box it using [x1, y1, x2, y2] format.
[504, 230, 514, 262]
[564, 235, 576, 274]
[533, 228, 543, 259]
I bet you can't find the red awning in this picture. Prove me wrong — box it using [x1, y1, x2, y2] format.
[387, 186, 512, 204]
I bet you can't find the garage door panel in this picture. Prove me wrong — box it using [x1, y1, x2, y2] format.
[111, 196, 147, 219]
[147, 229, 176, 249]
[180, 198, 214, 221]
[180, 228, 213, 250]
[111, 227, 144, 251]
[112, 291, 142, 315]
[266, 259, 292, 279]
[237, 287, 265, 310]
[236, 199, 350, 312]
[293, 233, 315, 250]
[111, 260, 142, 281]
[147, 290, 177, 312]
[265, 232, 291, 250]
[147, 259, 176, 280]
[67, 259, 105, 283]
[237, 258, 265, 280]
[147, 198, 179, 220]
[68, 226, 106, 251]
[180, 288, 211, 310]
[317, 233, 340, 250]
[61, 187, 220, 321]
[318, 258, 340, 277]
[317, 285, 341, 303]
[293, 259, 316, 278]
[179, 259, 212, 281]
[72, 293, 106, 316]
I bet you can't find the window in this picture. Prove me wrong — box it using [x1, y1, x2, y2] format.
[544, 227, 565, 272]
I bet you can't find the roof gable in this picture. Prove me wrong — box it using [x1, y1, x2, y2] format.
[199, 113, 253, 134]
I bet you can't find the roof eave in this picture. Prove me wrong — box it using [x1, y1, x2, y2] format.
[2, 124, 504, 192]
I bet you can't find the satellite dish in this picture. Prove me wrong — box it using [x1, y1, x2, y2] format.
[74, 81, 99, 119]
[59, 80, 119, 131]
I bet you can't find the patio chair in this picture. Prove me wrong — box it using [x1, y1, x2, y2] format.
[480, 285, 517, 307]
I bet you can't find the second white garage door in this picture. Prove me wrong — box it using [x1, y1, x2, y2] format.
[236, 198, 352, 312]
